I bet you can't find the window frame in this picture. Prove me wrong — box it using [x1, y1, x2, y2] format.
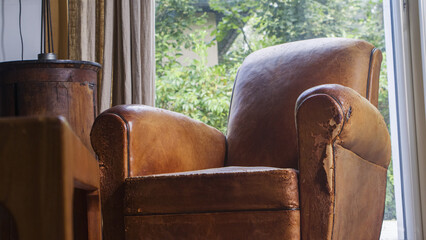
[384, 0, 426, 239]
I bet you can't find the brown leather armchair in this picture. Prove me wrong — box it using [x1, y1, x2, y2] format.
[91, 38, 391, 239]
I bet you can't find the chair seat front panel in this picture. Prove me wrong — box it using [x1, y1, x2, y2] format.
[125, 210, 300, 240]
[124, 166, 299, 215]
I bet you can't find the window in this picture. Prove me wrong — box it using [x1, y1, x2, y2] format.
[383, 0, 426, 239]
[155, 1, 400, 238]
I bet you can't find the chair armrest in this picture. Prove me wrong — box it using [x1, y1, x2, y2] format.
[297, 84, 391, 167]
[91, 105, 226, 177]
[90, 105, 226, 239]
[296, 84, 391, 239]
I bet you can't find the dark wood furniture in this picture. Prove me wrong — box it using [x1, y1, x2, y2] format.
[0, 117, 101, 240]
[0, 60, 101, 152]
[0, 60, 102, 239]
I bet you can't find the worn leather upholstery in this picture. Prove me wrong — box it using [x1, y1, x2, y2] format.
[297, 84, 391, 167]
[125, 166, 299, 215]
[296, 84, 391, 239]
[91, 105, 228, 239]
[90, 38, 391, 240]
[101, 105, 226, 176]
[125, 210, 300, 239]
[227, 38, 382, 170]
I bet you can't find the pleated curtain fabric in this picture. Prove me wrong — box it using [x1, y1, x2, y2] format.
[68, 0, 97, 61]
[69, 0, 155, 113]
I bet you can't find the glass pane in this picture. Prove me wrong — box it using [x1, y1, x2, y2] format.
[155, 1, 397, 238]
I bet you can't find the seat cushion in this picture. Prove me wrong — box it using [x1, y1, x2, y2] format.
[124, 166, 299, 215]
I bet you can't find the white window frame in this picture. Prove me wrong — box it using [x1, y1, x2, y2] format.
[384, 0, 426, 239]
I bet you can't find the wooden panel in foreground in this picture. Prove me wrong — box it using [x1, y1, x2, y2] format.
[0, 117, 101, 240]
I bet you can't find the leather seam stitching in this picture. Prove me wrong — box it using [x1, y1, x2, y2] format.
[366, 48, 378, 100]
[334, 144, 387, 170]
[108, 112, 131, 177]
[331, 144, 336, 239]
[124, 207, 300, 217]
[226, 68, 239, 135]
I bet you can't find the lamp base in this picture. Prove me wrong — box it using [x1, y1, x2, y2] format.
[37, 53, 57, 60]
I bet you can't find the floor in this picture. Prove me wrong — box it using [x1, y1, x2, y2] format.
[380, 220, 398, 240]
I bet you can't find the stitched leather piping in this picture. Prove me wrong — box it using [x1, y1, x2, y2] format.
[331, 144, 337, 239]
[108, 112, 131, 177]
[224, 137, 229, 166]
[125, 207, 301, 217]
[366, 48, 378, 101]
[226, 68, 240, 135]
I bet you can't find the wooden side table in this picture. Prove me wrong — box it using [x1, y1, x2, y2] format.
[0, 117, 101, 240]
[0, 60, 101, 154]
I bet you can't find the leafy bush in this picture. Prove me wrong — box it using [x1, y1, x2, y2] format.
[156, 30, 236, 132]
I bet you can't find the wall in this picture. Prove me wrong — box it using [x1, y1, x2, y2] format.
[0, 0, 41, 61]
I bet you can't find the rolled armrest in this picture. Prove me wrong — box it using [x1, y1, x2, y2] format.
[91, 105, 226, 177]
[296, 84, 391, 239]
[91, 105, 227, 239]
[296, 84, 391, 168]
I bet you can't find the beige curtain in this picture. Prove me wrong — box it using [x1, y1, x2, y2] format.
[68, 0, 155, 113]
[68, 0, 97, 61]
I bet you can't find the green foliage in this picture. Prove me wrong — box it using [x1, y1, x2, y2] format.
[156, 0, 395, 220]
[155, 0, 205, 71]
[156, 30, 235, 132]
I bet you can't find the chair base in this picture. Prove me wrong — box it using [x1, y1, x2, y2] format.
[125, 210, 300, 240]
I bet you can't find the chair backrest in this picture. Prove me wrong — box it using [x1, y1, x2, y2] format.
[226, 38, 382, 169]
